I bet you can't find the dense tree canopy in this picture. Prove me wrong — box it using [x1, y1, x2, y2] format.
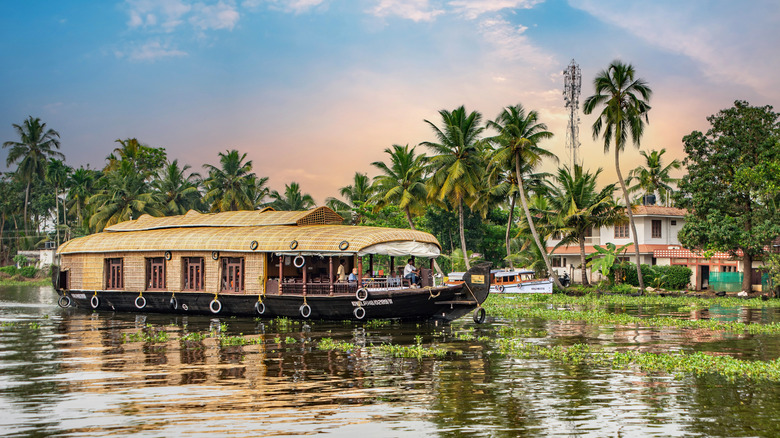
[675, 100, 780, 292]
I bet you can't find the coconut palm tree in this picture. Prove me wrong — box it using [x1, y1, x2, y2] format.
[626, 148, 681, 206]
[326, 172, 374, 224]
[547, 165, 623, 285]
[3, 116, 63, 234]
[66, 167, 101, 233]
[245, 175, 271, 209]
[485, 139, 551, 267]
[45, 159, 72, 245]
[269, 182, 316, 211]
[422, 106, 486, 270]
[152, 160, 203, 215]
[203, 149, 256, 212]
[487, 104, 560, 287]
[583, 60, 652, 291]
[107, 138, 167, 175]
[370, 144, 428, 229]
[88, 161, 163, 231]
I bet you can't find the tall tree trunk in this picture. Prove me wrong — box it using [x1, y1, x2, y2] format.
[23, 181, 30, 235]
[458, 199, 471, 271]
[516, 153, 562, 288]
[579, 232, 589, 286]
[742, 252, 753, 293]
[404, 207, 416, 230]
[405, 206, 442, 275]
[616, 147, 645, 291]
[505, 193, 516, 268]
[55, 187, 60, 246]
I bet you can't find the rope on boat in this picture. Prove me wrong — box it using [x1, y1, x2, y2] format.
[428, 287, 440, 299]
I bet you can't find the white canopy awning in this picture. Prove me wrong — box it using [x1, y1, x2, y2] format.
[357, 241, 441, 258]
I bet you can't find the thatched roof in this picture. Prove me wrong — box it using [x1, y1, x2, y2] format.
[59, 207, 441, 257]
[104, 206, 344, 231]
[59, 224, 440, 257]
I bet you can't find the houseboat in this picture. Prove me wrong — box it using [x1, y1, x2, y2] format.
[447, 269, 553, 294]
[53, 207, 491, 322]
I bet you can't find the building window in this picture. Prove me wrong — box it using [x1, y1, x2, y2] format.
[614, 222, 630, 238]
[652, 220, 662, 238]
[183, 257, 204, 291]
[221, 257, 244, 292]
[146, 257, 166, 290]
[552, 257, 561, 267]
[105, 258, 123, 290]
[671, 220, 677, 226]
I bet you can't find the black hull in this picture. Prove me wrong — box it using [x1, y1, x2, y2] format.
[57, 287, 474, 322]
[53, 262, 492, 322]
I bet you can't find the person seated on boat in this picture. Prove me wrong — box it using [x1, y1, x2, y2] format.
[337, 259, 347, 282]
[387, 271, 401, 287]
[348, 268, 358, 283]
[403, 259, 420, 287]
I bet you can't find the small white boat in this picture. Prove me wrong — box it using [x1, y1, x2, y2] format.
[447, 269, 553, 294]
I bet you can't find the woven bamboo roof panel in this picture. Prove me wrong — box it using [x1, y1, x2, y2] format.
[58, 224, 439, 255]
[104, 207, 344, 232]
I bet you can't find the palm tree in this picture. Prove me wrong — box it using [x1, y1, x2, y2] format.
[485, 140, 551, 267]
[45, 159, 72, 245]
[66, 167, 100, 233]
[245, 175, 271, 209]
[583, 60, 652, 291]
[3, 116, 63, 234]
[626, 148, 681, 206]
[547, 165, 623, 285]
[269, 182, 316, 211]
[203, 150, 256, 212]
[326, 172, 374, 224]
[370, 144, 428, 229]
[152, 160, 203, 215]
[88, 161, 163, 231]
[487, 104, 560, 287]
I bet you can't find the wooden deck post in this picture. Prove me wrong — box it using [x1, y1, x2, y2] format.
[390, 257, 395, 276]
[369, 254, 374, 276]
[278, 255, 284, 295]
[328, 256, 334, 296]
[357, 256, 363, 285]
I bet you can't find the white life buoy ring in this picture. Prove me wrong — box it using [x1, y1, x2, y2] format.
[170, 297, 178, 310]
[135, 295, 146, 309]
[353, 306, 366, 320]
[473, 307, 486, 324]
[255, 301, 265, 314]
[497, 285, 505, 293]
[300, 303, 311, 318]
[58, 295, 71, 308]
[210, 299, 222, 314]
[90, 295, 100, 309]
[355, 288, 369, 301]
[293, 255, 305, 268]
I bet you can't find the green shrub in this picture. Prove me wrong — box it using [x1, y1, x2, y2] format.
[0, 266, 17, 275]
[612, 283, 634, 294]
[654, 265, 692, 290]
[623, 264, 656, 287]
[19, 266, 38, 278]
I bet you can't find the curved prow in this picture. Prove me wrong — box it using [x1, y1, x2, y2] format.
[463, 262, 492, 304]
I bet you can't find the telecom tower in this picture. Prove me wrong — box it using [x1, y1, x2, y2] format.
[563, 59, 582, 169]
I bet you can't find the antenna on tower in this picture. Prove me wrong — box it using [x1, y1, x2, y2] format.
[563, 59, 581, 169]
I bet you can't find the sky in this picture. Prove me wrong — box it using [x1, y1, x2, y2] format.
[1, 0, 779, 205]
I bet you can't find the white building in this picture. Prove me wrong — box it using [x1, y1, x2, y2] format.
[546, 205, 744, 290]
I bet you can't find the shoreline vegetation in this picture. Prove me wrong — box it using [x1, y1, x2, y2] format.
[2, 88, 778, 295]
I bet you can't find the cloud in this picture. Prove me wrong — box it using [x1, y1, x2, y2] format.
[190, 1, 241, 30]
[122, 40, 188, 61]
[449, 0, 544, 19]
[477, 17, 556, 68]
[253, 0, 327, 14]
[125, 0, 192, 32]
[369, 0, 445, 22]
[571, 0, 780, 95]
